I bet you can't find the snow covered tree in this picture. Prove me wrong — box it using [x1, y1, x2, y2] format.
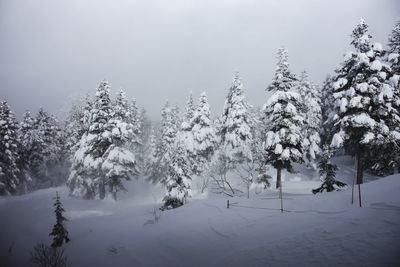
[387, 20, 400, 75]
[68, 80, 114, 199]
[127, 97, 141, 151]
[0, 101, 20, 195]
[137, 108, 153, 174]
[191, 92, 218, 175]
[49, 192, 69, 248]
[312, 146, 346, 194]
[161, 140, 192, 210]
[34, 108, 64, 187]
[64, 101, 85, 162]
[297, 71, 322, 168]
[320, 75, 336, 146]
[216, 73, 253, 194]
[264, 47, 304, 190]
[330, 19, 400, 202]
[150, 101, 179, 183]
[178, 93, 197, 174]
[101, 89, 139, 200]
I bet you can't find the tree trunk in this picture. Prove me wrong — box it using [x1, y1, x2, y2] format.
[99, 181, 106, 200]
[356, 146, 364, 185]
[109, 185, 117, 201]
[276, 167, 281, 189]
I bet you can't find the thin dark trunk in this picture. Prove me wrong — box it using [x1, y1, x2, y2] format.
[356, 146, 364, 207]
[356, 146, 364, 185]
[99, 181, 106, 200]
[276, 167, 281, 189]
[110, 185, 117, 201]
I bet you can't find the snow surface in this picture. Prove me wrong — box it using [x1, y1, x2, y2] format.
[1, 157, 399, 267]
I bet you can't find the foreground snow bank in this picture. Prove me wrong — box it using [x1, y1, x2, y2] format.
[0, 173, 399, 266]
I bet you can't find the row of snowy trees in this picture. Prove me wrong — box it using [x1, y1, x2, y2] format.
[0, 102, 65, 195]
[1, 19, 399, 209]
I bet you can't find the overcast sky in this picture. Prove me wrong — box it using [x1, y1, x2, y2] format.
[0, 0, 399, 121]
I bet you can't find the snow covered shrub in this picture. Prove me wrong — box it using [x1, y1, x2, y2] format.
[31, 243, 67, 267]
[312, 147, 346, 194]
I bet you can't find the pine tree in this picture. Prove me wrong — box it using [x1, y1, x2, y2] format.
[387, 20, 400, 75]
[191, 92, 218, 174]
[178, 93, 196, 174]
[68, 80, 114, 199]
[0, 101, 21, 195]
[217, 73, 253, 194]
[150, 101, 179, 183]
[297, 71, 322, 168]
[101, 89, 139, 200]
[330, 19, 400, 193]
[137, 108, 153, 174]
[320, 75, 335, 146]
[37, 109, 65, 186]
[264, 47, 304, 190]
[49, 192, 69, 248]
[312, 146, 346, 194]
[64, 102, 85, 162]
[161, 140, 192, 210]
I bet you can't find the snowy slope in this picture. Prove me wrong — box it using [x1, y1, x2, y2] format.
[0, 158, 399, 267]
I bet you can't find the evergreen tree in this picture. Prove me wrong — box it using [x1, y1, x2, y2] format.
[330, 19, 400, 189]
[101, 89, 139, 200]
[64, 102, 85, 162]
[161, 140, 192, 210]
[264, 47, 304, 190]
[137, 108, 153, 174]
[49, 192, 70, 248]
[0, 101, 20, 195]
[67, 80, 114, 199]
[33, 109, 64, 187]
[312, 146, 346, 194]
[150, 101, 179, 183]
[297, 71, 322, 168]
[217, 73, 253, 193]
[320, 75, 335, 146]
[191, 92, 218, 174]
[178, 93, 196, 174]
[387, 20, 400, 75]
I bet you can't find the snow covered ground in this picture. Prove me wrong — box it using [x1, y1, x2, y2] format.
[1, 156, 399, 267]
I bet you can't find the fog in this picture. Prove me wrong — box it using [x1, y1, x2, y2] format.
[0, 0, 399, 120]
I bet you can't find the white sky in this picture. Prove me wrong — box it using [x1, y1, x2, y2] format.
[0, 0, 399, 120]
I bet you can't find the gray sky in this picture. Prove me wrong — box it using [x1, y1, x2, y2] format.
[0, 0, 399, 121]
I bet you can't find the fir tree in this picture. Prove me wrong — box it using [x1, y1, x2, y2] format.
[330, 19, 400, 192]
[49, 192, 70, 248]
[264, 47, 304, 190]
[68, 80, 114, 199]
[178, 93, 196, 174]
[217, 73, 253, 194]
[101, 89, 139, 200]
[150, 101, 179, 183]
[320, 75, 335, 146]
[161, 140, 192, 210]
[387, 20, 400, 75]
[191, 92, 218, 174]
[0, 101, 20, 195]
[312, 146, 346, 194]
[297, 71, 322, 168]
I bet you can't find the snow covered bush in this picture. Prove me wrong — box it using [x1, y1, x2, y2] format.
[312, 147, 346, 194]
